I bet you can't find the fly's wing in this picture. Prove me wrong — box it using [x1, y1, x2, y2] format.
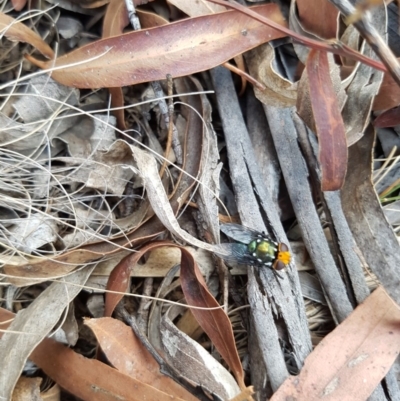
[220, 223, 259, 244]
[214, 243, 257, 265]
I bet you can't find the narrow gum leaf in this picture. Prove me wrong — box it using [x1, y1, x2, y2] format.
[306, 50, 347, 191]
[26, 5, 287, 88]
[179, 248, 246, 389]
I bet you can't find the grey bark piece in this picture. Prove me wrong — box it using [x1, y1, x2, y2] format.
[342, 127, 400, 305]
[246, 91, 280, 210]
[293, 116, 370, 304]
[264, 105, 353, 322]
[211, 66, 311, 390]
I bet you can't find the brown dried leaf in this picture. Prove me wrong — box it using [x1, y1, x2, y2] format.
[373, 106, 400, 127]
[129, 145, 221, 253]
[271, 286, 400, 401]
[103, 0, 129, 36]
[26, 5, 286, 88]
[2, 248, 104, 283]
[85, 317, 198, 401]
[295, 0, 339, 39]
[179, 248, 245, 389]
[373, 64, 400, 111]
[104, 242, 181, 316]
[137, 8, 169, 28]
[303, 50, 347, 191]
[0, 12, 54, 58]
[103, 0, 129, 130]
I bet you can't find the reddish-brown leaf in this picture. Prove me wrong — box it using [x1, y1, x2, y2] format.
[85, 317, 198, 401]
[296, 0, 338, 39]
[179, 249, 245, 389]
[373, 106, 400, 127]
[271, 286, 400, 401]
[104, 241, 178, 316]
[306, 50, 347, 191]
[25, 5, 287, 88]
[373, 64, 400, 111]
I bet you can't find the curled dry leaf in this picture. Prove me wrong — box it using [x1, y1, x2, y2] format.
[271, 287, 400, 401]
[341, 4, 386, 145]
[289, 0, 335, 65]
[247, 43, 298, 107]
[0, 12, 54, 58]
[12, 377, 42, 401]
[26, 5, 287, 88]
[137, 8, 169, 27]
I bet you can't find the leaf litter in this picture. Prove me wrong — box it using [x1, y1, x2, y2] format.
[1, 0, 400, 400]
